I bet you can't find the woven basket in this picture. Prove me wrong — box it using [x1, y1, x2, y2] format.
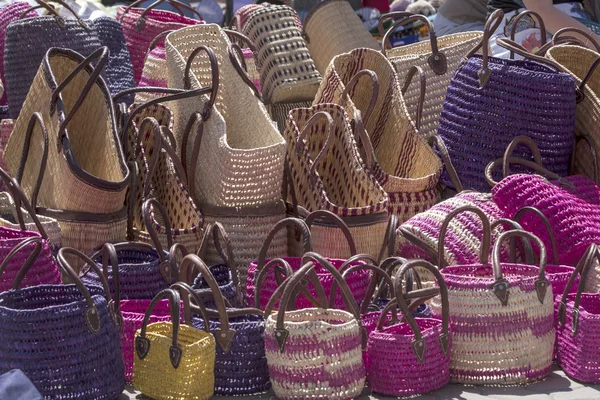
[267, 100, 313, 134]
[431, 229, 554, 385]
[302, 0, 380, 74]
[242, 4, 321, 104]
[4, 13, 135, 118]
[136, 31, 173, 103]
[284, 104, 389, 259]
[133, 287, 216, 400]
[0, 120, 13, 188]
[436, 13, 575, 192]
[4, 48, 129, 268]
[557, 244, 600, 383]
[224, 29, 262, 94]
[264, 252, 366, 400]
[0, 247, 125, 399]
[367, 259, 451, 397]
[380, 12, 482, 140]
[117, 5, 201, 84]
[313, 48, 444, 223]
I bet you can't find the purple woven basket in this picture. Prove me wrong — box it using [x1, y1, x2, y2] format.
[437, 12, 575, 192]
[0, 247, 125, 399]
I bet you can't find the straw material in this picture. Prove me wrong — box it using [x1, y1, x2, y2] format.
[0, 119, 14, 192]
[302, 0, 380, 74]
[136, 38, 169, 104]
[385, 32, 482, 140]
[314, 48, 443, 223]
[547, 45, 600, 182]
[242, 5, 321, 104]
[267, 100, 313, 134]
[285, 104, 389, 259]
[117, 6, 201, 84]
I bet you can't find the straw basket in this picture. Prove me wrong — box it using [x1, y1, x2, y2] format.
[224, 29, 262, 95]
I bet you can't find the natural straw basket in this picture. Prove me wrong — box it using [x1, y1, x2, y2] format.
[380, 12, 482, 140]
[302, 0, 380, 74]
[432, 230, 555, 385]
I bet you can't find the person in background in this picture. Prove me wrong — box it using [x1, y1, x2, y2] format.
[488, 0, 600, 57]
[434, 0, 488, 35]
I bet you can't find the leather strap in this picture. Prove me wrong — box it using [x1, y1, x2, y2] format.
[183, 46, 218, 120]
[401, 66, 426, 130]
[304, 210, 357, 256]
[126, 161, 138, 241]
[377, 214, 398, 264]
[430, 135, 463, 192]
[0, 237, 43, 289]
[228, 44, 262, 100]
[496, 38, 564, 71]
[24, 0, 88, 29]
[169, 282, 210, 333]
[485, 156, 563, 188]
[16, 112, 48, 212]
[552, 27, 600, 53]
[509, 10, 547, 60]
[224, 29, 258, 54]
[490, 218, 534, 264]
[340, 69, 379, 127]
[464, 9, 504, 88]
[380, 12, 447, 75]
[438, 205, 492, 269]
[168, 242, 188, 284]
[257, 218, 311, 273]
[296, 111, 334, 188]
[513, 207, 558, 264]
[253, 258, 293, 310]
[86, 243, 124, 329]
[502, 135, 544, 178]
[19, 2, 58, 19]
[142, 198, 174, 261]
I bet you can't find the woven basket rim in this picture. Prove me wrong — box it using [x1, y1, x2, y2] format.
[0, 283, 107, 313]
[267, 307, 357, 328]
[442, 263, 543, 287]
[370, 317, 443, 339]
[141, 321, 215, 346]
[387, 31, 482, 60]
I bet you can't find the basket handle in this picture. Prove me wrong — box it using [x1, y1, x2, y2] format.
[257, 217, 311, 272]
[509, 10, 547, 60]
[438, 205, 492, 269]
[25, 0, 89, 29]
[224, 29, 258, 56]
[513, 206, 558, 265]
[120, 0, 203, 24]
[89, 243, 124, 329]
[571, 134, 600, 185]
[552, 27, 600, 53]
[0, 237, 43, 288]
[490, 218, 534, 264]
[401, 66, 426, 131]
[19, 2, 58, 19]
[197, 222, 241, 304]
[142, 198, 174, 266]
[229, 44, 262, 101]
[183, 46, 218, 118]
[57, 247, 121, 332]
[296, 111, 335, 188]
[377, 215, 398, 264]
[485, 156, 564, 188]
[169, 281, 210, 333]
[577, 55, 600, 104]
[178, 254, 236, 351]
[254, 257, 292, 309]
[496, 38, 565, 71]
[491, 230, 549, 306]
[429, 135, 464, 192]
[305, 210, 358, 256]
[136, 288, 183, 368]
[502, 135, 544, 178]
[340, 69, 379, 128]
[557, 244, 597, 334]
[352, 109, 377, 168]
[380, 12, 447, 75]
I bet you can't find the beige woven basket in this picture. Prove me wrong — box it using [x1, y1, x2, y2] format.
[3, 48, 129, 263]
[314, 47, 443, 224]
[284, 103, 389, 259]
[267, 100, 313, 134]
[302, 0, 380, 74]
[242, 4, 321, 104]
[381, 12, 482, 140]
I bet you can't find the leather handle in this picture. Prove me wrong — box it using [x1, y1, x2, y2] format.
[178, 254, 235, 351]
[126, 161, 138, 241]
[571, 134, 600, 185]
[490, 218, 534, 264]
[509, 10, 547, 60]
[491, 230, 549, 306]
[429, 135, 463, 192]
[335, 263, 395, 317]
[167, 242, 188, 284]
[485, 156, 563, 188]
[502, 135, 544, 178]
[401, 66, 426, 131]
[513, 206, 558, 265]
[27, 0, 88, 29]
[438, 205, 492, 269]
[376, 255, 408, 299]
[341, 69, 379, 128]
[0, 237, 43, 289]
[257, 218, 311, 272]
[142, 198, 174, 262]
[377, 215, 398, 264]
[377, 11, 411, 37]
[254, 258, 293, 309]
[296, 111, 335, 188]
[229, 44, 262, 101]
[169, 282, 210, 333]
[197, 222, 241, 305]
[224, 29, 258, 57]
[464, 9, 504, 88]
[552, 27, 600, 53]
[183, 45, 218, 120]
[352, 109, 376, 168]
[305, 210, 357, 256]
[496, 38, 564, 71]
[577, 56, 600, 104]
[136, 288, 182, 368]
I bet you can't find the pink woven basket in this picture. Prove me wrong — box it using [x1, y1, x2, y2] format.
[367, 259, 451, 397]
[246, 217, 369, 310]
[556, 244, 600, 383]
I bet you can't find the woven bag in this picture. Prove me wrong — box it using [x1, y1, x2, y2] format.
[4, 48, 129, 267]
[0, 120, 14, 190]
[436, 12, 576, 192]
[136, 31, 173, 103]
[301, 0, 379, 74]
[224, 29, 262, 94]
[267, 100, 313, 134]
[179, 255, 271, 395]
[165, 25, 287, 287]
[313, 48, 445, 222]
[264, 252, 366, 399]
[556, 244, 600, 383]
[117, 0, 202, 84]
[380, 12, 482, 140]
[0, 246, 125, 399]
[431, 229, 554, 384]
[367, 259, 450, 396]
[284, 104, 389, 259]
[5, 3, 135, 118]
[242, 4, 321, 104]
[126, 116, 204, 253]
[133, 287, 216, 400]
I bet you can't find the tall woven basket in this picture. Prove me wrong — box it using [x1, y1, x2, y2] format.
[380, 12, 482, 140]
[302, 0, 380, 74]
[4, 48, 129, 268]
[284, 104, 389, 260]
[431, 230, 555, 385]
[313, 47, 444, 223]
[165, 24, 287, 289]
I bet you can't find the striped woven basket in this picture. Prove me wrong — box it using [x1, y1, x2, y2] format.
[302, 0, 380, 74]
[242, 4, 321, 104]
[380, 12, 482, 140]
[313, 47, 444, 224]
[3, 48, 129, 269]
[432, 230, 555, 385]
[165, 24, 287, 289]
[284, 104, 389, 260]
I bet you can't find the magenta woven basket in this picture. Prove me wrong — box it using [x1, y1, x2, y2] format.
[246, 217, 369, 310]
[367, 260, 451, 397]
